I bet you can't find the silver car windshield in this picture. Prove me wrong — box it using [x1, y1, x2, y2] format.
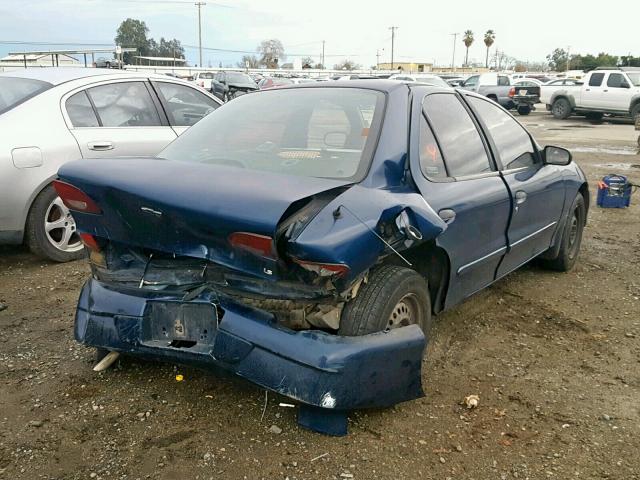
[0, 77, 53, 115]
[160, 88, 385, 181]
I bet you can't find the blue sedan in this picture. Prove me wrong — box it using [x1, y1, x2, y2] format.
[56, 81, 588, 435]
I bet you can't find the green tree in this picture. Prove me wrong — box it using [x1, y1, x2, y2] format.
[546, 48, 569, 71]
[483, 30, 496, 68]
[149, 37, 185, 59]
[620, 55, 640, 67]
[115, 18, 151, 64]
[463, 30, 474, 66]
[257, 39, 285, 68]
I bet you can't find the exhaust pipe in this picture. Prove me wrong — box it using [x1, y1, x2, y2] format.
[93, 351, 120, 372]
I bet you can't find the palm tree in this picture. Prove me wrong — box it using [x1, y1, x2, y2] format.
[463, 30, 474, 67]
[484, 30, 496, 68]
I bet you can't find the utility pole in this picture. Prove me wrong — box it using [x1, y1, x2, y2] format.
[450, 33, 459, 72]
[321, 40, 325, 69]
[566, 45, 571, 72]
[389, 26, 398, 70]
[195, 2, 205, 67]
[376, 49, 381, 69]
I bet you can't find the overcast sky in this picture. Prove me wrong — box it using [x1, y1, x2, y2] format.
[0, 0, 638, 68]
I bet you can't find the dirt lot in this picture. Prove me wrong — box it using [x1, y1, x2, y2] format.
[1, 111, 639, 480]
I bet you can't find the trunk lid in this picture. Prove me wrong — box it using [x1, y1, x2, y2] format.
[58, 157, 351, 279]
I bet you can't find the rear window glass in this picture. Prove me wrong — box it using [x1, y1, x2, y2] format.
[0, 77, 53, 115]
[589, 73, 604, 86]
[160, 88, 385, 181]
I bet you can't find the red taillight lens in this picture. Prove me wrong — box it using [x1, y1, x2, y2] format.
[508, 87, 516, 97]
[292, 258, 350, 278]
[228, 232, 275, 259]
[52, 180, 102, 214]
[79, 233, 100, 251]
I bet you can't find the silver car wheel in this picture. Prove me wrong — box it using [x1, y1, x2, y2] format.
[44, 196, 83, 253]
[387, 293, 420, 330]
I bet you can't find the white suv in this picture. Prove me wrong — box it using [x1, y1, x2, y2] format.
[549, 68, 640, 121]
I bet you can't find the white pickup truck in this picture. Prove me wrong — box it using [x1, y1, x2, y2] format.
[549, 68, 640, 121]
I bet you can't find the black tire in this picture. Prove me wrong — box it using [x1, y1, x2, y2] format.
[631, 103, 640, 123]
[540, 193, 586, 272]
[517, 105, 531, 115]
[338, 265, 432, 337]
[552, 98, 572, 119]
[585, 112, 603, 121]
[25, 185, 85, 262]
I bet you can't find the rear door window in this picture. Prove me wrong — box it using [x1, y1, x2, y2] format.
[467, 96, 537, 170]
[418, 115, 447, 179]
[66, 91, 99, 127]
[589, 73, 605, 87]
[86, 82, 161, 127]
[423, 93, 492, 177]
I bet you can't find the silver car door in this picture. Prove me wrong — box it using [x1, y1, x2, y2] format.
[64, 80, 176, 158]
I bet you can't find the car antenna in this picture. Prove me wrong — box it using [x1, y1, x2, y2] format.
[333, 205, 412, 267]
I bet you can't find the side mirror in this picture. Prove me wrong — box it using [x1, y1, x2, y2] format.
[544, 146, 572, 166]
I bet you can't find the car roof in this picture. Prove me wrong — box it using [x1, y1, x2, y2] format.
[0, 67, 169, 86]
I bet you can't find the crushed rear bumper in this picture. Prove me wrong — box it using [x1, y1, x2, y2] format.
[75, 278, 426, 430]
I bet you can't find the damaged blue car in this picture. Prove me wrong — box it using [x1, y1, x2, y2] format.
[56, 81, 589, 435]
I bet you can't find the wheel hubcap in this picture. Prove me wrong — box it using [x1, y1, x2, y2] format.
[567, 211, 580, 259]
[387, 293, 420, 330]
[45, 196, 83, 252]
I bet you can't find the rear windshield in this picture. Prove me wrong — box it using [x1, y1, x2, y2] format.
[0, 77, 53, 114]
[198, 72, 214, 79]
[160, 87, 385, 181]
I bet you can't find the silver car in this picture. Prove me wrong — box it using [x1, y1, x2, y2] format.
[0, 68, 222, 261]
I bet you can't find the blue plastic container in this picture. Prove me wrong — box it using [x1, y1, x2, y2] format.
[596, 175, 632, 208]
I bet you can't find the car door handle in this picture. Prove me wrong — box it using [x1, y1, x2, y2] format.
[438, 209, 456, 224]
[88, 141, 114, 151]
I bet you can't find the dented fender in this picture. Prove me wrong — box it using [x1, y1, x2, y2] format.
[287, 185, 448, 279]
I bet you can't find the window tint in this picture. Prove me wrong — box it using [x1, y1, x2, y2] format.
[155, 82, 218, 126]
[66, 91, 99, 127]
[86, 82, 161, 127]
[468, 96, 536, 170]
[607, 73, 626, 88]
[589, 73, 605, 86]
[423, 93, 491, 177]
[497, 76, 510, 86]
[418, 114, 447, 179]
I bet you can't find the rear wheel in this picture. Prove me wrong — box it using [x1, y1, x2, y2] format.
[631, 103, 640, 123]
[552, 98, 571, 119]
[517, 105, 531, 115]
[25, 185, 84, 262]
[338, 265, 432, 337]
[540, 193, 586, 272]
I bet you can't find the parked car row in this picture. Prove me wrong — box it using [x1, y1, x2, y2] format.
[458, 73, 540, 115]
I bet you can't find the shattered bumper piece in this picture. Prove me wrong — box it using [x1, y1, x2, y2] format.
[75, 279, 426, 433]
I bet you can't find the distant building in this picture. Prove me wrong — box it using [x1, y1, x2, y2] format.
[377, 61, 433, 73]
[0, 53, 80, 67]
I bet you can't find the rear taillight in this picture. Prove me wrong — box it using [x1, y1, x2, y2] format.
[508, 87, 516, 97]
[79, 233, 107, 267]
[292, 258, 350, 278]
[228, 232, 275, 259]
[52, 180, 102, 214]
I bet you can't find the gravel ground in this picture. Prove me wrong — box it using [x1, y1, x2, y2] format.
[0, 111, 639, 480]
